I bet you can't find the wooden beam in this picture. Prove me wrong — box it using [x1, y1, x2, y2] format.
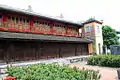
[66, 25, 68, 36]
[75, 44, 77, 56]
[58, 43, 62, 58]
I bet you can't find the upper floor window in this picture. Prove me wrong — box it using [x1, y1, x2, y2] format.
[20, 18, 22, 24]
[16, 17, 18, 24]
[97, 25, 100, 33]
[12, 17, 15, 22]
[27, 19, 29, 24]
[85, 26, 90, 32]
[8, 16, 11, 22]
[0, 15, 2, 19]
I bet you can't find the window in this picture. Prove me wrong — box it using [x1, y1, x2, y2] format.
[34, 21, 37, 25]
[8, 16, 11, 22]
[97, 25, 100, 33]
[85, 26, 90, 32]
[40, 22, 42, 25]
[0, 15, 2, 19]
[36, 21, 38, 24]
[16, 17, 18, 24]
[45, 22, 47, 25]
[20, 18, 22, 24]
[27, 20, 29, 24]
[34, 21, 36, 23]
[12, 17, 15, 22]
[42, 22, 44, 25]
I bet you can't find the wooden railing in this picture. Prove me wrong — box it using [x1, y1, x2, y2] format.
[32, 24, 51, 34]
[53, 26, 66, 35]
[1, 21, 80, 37]
[67, 28, 78, 36]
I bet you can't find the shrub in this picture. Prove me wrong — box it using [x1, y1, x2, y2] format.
[6, 64, 100, 80]
[87, 54, 120, 67]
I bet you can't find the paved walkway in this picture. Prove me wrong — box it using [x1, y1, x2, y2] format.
[70, 62, 118, 80]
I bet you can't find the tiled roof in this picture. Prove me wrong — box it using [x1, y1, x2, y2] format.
[0, 31, 92, 43]
[0, 4, 82, 27]
[82, 18, 103, 24]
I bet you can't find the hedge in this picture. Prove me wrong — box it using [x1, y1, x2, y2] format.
[6, 64, 100, 80]
[87, 54, 120, 67]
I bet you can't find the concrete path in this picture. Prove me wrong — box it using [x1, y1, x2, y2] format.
[70, 62, 118, 80]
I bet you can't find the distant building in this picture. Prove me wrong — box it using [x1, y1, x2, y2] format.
[0, 5, 103, 63]
[117, 31, 120, 42]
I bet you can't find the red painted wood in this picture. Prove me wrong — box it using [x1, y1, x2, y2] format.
[66, 25, 68, 36]
[3, 15, 7, 22]
[0, 14, 81, 38]
[50, 23, 53, 34]
[30, 18, 33, 32]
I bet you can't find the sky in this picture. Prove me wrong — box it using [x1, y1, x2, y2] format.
[0, 0, 120, 31]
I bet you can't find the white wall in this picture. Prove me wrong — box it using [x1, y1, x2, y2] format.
[94, 23, 103, 54]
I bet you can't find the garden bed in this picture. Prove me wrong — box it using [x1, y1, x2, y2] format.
[5, 64, 100, 80]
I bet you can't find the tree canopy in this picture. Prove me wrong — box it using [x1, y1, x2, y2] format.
[102, 25, 119, 48]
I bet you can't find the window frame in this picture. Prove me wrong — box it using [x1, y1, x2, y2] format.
[12, 16, 15, 22]
[97, 25, 100, 33]
[0, 15, 2, 19]
[8, 16, 11, 22]
[85, 26, 90, 33]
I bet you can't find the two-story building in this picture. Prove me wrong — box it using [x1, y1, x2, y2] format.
[0, 5, 103, 63]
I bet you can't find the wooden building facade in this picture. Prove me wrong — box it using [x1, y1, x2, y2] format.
[0, 5, 92, 63]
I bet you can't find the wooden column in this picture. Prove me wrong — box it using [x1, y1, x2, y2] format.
[66, 24, 68, 36]
[3, 41, 10, 64]
[2, 14, 7, 28]
[1, 13, 3, 27]
[58, 43, 62, 58]
[36, 42, 39, 60]
[75, 44, 77, 56]
[50, 22, 53, 34]
[29, 18, 33, 32]
[40, 42, 43, 57]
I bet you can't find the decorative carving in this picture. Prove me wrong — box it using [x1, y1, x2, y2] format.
[68, 27, 78, 36]
[53, 26, 66, 35]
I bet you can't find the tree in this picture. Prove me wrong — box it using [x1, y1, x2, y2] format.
[102, 25, 119, 48]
